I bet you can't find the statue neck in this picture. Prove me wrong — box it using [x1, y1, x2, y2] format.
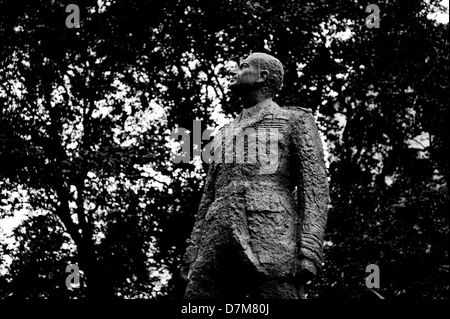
[240, 89, 271, 109]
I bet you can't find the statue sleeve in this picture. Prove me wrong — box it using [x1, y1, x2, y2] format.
[181, 159, 218, 278]
[291, 110, 329, 275]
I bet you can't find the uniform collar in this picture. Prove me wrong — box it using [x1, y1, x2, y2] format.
[237, 99, 274, 122]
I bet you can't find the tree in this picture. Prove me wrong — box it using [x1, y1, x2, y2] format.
[0, 0, 176, 298]
[0, 214, 79, 298]
[1, 0, 448, 299]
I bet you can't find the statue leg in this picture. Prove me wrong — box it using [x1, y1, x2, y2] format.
[183, 225, 228, 299]
[254, 276, 303, 299]
[184, 275, 222, 299]
[184, 192, 256, 299]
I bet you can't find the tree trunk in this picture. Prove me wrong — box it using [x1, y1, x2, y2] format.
[77, 238, 115, 299]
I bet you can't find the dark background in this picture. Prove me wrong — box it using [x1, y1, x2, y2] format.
[0, 0, 448, 299]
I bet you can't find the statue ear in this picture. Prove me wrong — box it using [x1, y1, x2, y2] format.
[257, 70, 269, 83]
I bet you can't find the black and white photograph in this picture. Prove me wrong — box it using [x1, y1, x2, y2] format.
[0, 0, 448, 312]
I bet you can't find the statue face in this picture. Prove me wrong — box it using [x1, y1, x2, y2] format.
[229, 55, 262, 92]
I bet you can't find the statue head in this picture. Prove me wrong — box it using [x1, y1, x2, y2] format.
[229, 52, 284, 98]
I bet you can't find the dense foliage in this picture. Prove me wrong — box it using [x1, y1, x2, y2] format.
[0, 0, 448, 299]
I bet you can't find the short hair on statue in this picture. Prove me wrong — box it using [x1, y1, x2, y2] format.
[248, 52, 284, 98]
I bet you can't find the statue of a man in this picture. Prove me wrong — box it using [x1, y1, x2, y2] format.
[181, 52, 329, 299]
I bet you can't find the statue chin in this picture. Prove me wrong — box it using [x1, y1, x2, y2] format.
[228, 82, 240, 91]
[228, 85, 245, 97]
[228, 82, 256, 94]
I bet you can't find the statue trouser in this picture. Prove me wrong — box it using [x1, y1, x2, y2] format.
[184, 184, 303, 299]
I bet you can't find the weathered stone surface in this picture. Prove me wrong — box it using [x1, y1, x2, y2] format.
[181, 53, 329, 299]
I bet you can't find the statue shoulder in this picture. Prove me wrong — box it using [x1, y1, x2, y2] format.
[283, 106, 313, 116]
[282, 106, 314, 122]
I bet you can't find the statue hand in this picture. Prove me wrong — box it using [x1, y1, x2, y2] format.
[180, 261, 189, 282]
[299, 258, 317, 283]
[180, 246, 197, 282]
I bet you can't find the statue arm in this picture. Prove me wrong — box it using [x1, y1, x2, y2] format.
[292, 110, 329, 279]
[181, 160, 218, 279]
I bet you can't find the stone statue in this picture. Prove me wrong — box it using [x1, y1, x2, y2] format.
[181, 52, 329, 299]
